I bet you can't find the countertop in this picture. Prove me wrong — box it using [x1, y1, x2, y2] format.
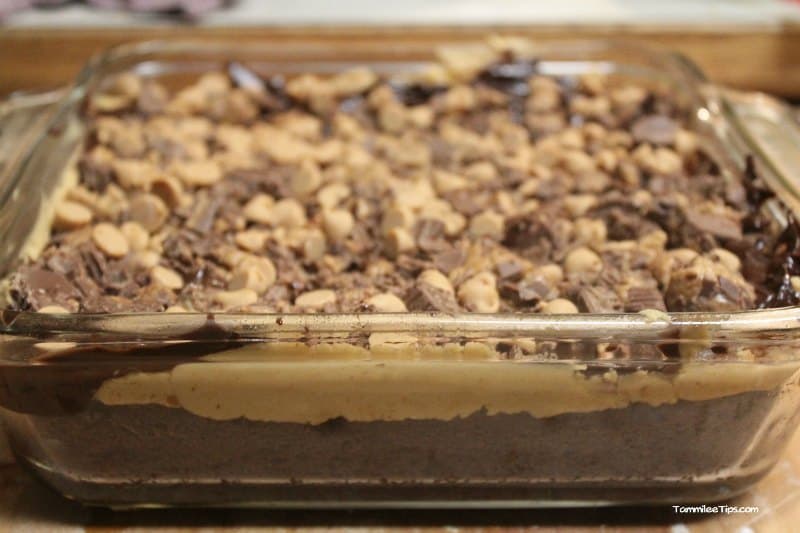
[4, 0, 800, 27]
[1, 424, 799, 531]
[3, 25, 800, 98]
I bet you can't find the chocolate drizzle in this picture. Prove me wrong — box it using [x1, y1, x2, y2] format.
[761, 214, 800, 308]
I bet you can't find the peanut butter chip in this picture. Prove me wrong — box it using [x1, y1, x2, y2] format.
[331, 67, 378, 96]
[295, 289, 337, 310]
[385, 227, 415, 258]
[541, 298, 579, 314]
[150, 265, 184, 290]
[303, 229, 327, 261]
[457, 272, 500, 313]
[564, 246, 603, 276]
[171, 159, 222, 187]
[132, 250, 161, 269]
[271, 199, 307, 228]
[322, 209, 355, 242]
[38, 305, 69, 314]
[235, 229, 269, 252]
[112, 159, 155, 189]
[120, 221, 149, 251]
[129, 193, 168, 232]
[151, 176, 185, 208]
[710, 247, 741, 272]
[229, 257, 277, 294]
[536, 264, 564, 285]
[243, 194, 275, 225]
[469, 211, 504, 239]
[290, 160, 323, 196]
[564, 195, 597, 217]
[317, 183, 350, 209]
[92, 223, 129, 258]
[214, 288, 258, 310]
[54, 201, 92, 230]
[419, 269, 454, 294]
[574, 218, 607, 245]
[381, 205, 416, 236]
[35, 342, 78, 352]
[366, 292, 408, 312]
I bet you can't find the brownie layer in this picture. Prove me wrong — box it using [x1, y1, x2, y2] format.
[7, 389, 779, 505]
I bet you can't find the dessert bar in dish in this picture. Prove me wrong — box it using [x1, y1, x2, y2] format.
[2, 38, 800, 507]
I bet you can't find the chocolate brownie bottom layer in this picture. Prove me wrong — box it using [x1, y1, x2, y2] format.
[9, 389, 778, 506]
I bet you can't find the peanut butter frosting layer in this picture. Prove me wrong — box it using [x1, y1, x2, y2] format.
[94, 342, 800, 423]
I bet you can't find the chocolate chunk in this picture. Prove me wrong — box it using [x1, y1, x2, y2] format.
[432, 247, 466, 274]
[9, 267, 80, 311]
[415, 218, 448, 253]
[443, 190, 489, 217]
[631, 115, 677, 145]
[517, 278, 553, 303]
[186, 192, 222, 234]
[395, 255, 433, 276]
[591, 193, 660, 238]
[405, 283, 460, 314]
[719, 276, 746, 304]
[502, 215, 552, 250]
[725, 180, 747, 209]
[685, 209, 743, 241]
[495, 341, 521, 359]
[126, 283, 176, 311]
[163, 231, 198, 278]
[391, 82, 447, 106]
[102, 261, 140, 297]
[625, 286, 666, 312]
[599, 206, 654, 241]
[744, 154, 774, 207]
[45, 249, 83, 278]
[496, 260, 524, 280]
[577, 286, 623, 313]
[79, 245, 108, 285]
[230, 167, 292, 199]
[78, 156, 112, 193]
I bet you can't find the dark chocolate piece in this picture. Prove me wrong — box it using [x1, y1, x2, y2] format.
[625, 286, 667, 312]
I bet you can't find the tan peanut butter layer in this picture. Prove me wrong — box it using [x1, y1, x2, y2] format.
[7, 37, 797, 318]
[94, 341, 800, 423]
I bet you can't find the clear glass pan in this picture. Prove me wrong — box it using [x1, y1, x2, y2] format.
[2, 38, 800, 508]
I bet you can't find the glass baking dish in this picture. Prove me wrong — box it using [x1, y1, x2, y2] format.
[2, 38, 800, 509]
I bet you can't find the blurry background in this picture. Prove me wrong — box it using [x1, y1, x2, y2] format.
[1, 0, 800, 98]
